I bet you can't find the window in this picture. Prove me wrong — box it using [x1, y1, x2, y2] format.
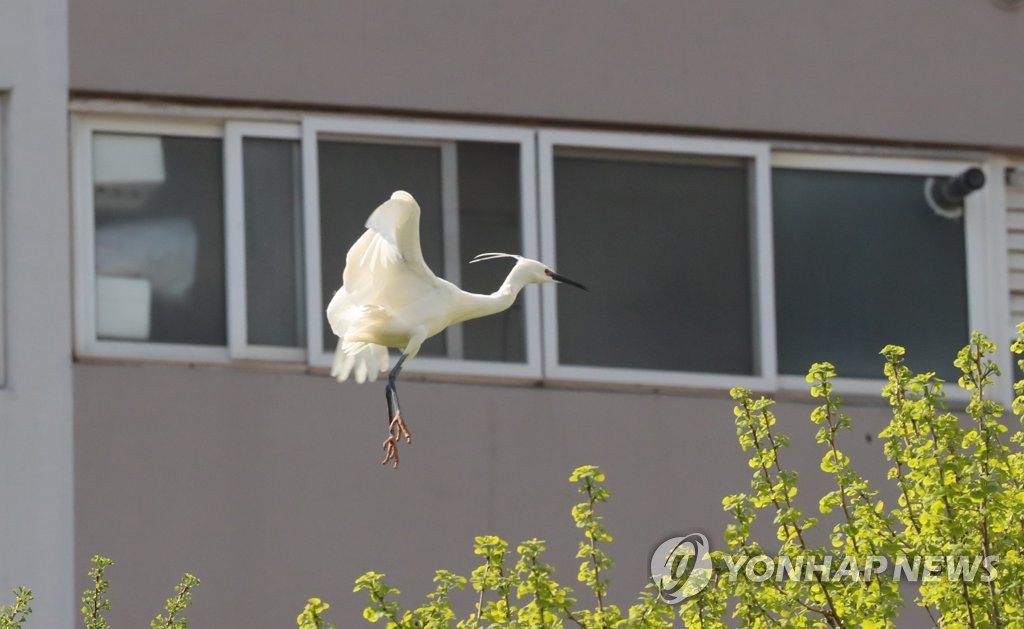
[772, 154, 1008, 394]
[74, 114, 541, 378]
[538, 130, 776, 389]
[71, 107, 1010, 395]
[74, 119, 229, 361]
[225, 122, 305, 362]
[301, 117, 540, 378]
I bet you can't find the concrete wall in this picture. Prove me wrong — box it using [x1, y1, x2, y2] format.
[70, 1, 1024, 149]
[74, 362, 928, 627]
[0, 1, 73, 627]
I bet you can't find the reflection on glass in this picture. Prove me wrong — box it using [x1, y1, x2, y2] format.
[93, 133, 225, 345]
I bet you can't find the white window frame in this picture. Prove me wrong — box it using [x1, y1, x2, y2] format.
[0, 95, 5, 387]
[1006, 159, 1024, 340]
[72, 115, 231, 363]
[224, 121, 306, 362]
[991, 157, 1016, 404]
[537, 129, 777, 390]
[301, 116, 542, 379]
[771, 152, 1011, 399]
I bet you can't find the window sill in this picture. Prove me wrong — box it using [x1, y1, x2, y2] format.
[70, 351, 911, 407]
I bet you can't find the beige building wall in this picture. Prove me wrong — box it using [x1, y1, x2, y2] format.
[75, 362, 916, 627]
[70, 1, 1024, 150]
[0, 1, 73, 627]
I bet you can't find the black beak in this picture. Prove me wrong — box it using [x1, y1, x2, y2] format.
[549, 271, 588, 291]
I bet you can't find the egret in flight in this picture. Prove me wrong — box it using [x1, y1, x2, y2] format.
[327, 191, 587, 468]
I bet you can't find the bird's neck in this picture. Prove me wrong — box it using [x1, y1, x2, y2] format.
[495, 274, 530, 304]
[453, 270, 530, 324]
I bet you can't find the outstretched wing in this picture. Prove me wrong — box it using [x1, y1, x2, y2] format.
[360, 191, 426, 270]
[325, 191, 446, 379]
[341, 190, 443, 308]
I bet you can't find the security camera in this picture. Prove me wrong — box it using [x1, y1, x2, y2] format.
[924, 167, 985, 219]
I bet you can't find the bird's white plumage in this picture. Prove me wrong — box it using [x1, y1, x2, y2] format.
[469, 252, 524, 264]
[328, 190, 572, 384]
[328, 191, 447, 382]
[327, 287, 389, 383]
[358, 191, 428, 273]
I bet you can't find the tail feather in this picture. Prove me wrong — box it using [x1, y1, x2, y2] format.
[332, 341, 389, 383]
[327, 285, 391, 384]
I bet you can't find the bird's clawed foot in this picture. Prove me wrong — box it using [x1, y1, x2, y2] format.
[381, 436, 400, 468]
[381, 414, 412, 468]
[390, 413, 413, 444]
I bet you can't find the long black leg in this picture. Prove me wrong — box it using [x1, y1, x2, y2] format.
[381, 353, 411, 468]
[384, 381, 395, 425]
[386, 353, 408, 418]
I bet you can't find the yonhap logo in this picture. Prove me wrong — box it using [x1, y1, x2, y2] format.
[650, 533, 713, 604]
[649, 538, 998, 606]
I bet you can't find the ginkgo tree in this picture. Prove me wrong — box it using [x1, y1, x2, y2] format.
[353, 329, 1024, 628]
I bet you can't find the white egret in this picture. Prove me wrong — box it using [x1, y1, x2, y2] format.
[326, 190, 587, 468]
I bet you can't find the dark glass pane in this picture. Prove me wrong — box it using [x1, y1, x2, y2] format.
[772, 168, 969, 380]
[456, 141, 525, 363]
[243, 138, 304, 348]
[93, 133, 225, 345]
[317, 141, 445, 356]
[553, 151, 754, 374]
